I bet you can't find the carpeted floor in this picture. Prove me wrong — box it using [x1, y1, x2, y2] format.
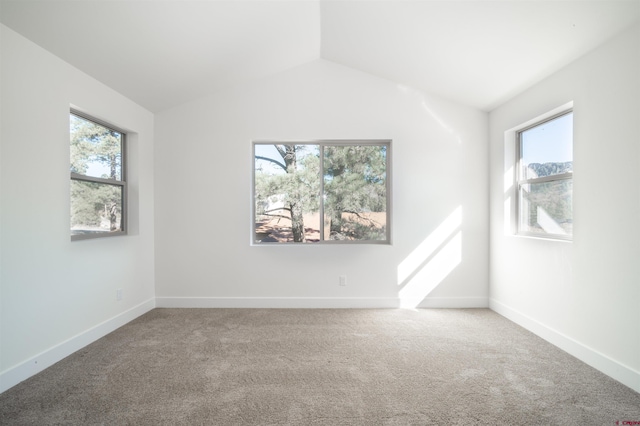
[1, 308, 639, 425]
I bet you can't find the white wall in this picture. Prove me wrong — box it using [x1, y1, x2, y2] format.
[2, 11, 636, 397]
[489, 24, 640, 392]
[154, 59, 489, 309]
[0, 25, 156, 392]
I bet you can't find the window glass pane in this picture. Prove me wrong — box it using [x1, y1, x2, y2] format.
[71, 180, 123, 236]
[254, 144, 320, 243]
[323, 145, 387, 241]
[521, 112, 573, 179]
[519, 179, 572, 237]
[70, 114, 123, 180]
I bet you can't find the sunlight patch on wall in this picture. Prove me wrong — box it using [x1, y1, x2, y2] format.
[504, 166, 514, 192]
[397, 206, 462, 285]
[398, 231, 462, 309]
[504, 197, 512, 235]
[397, 206, 462, 309]
[536, 206, 567, 235]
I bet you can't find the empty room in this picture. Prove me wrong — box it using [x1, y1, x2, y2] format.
[1, 0, 639, 424]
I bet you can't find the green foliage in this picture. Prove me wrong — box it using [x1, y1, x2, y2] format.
[255, 145, 320, 216]
[255, 145, 320, 242]
[332, 218, 386, 241]
[70, 114, 123, 232]
[70, 114, 122, 179]
[70, 181, 122, 230]
[522, 175, 572, 234]
[324, 145, 387, 240]
[254, 143, 387, 242]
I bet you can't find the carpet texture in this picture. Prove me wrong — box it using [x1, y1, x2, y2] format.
[1, 308, 639, 425]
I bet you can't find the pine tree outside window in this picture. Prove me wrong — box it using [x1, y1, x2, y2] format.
[70, 111, 126, 240]
[253, 140, 391, 244]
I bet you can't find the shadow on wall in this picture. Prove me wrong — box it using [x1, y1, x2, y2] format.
[396, 84, 463, 145]
[397, 206, 462, 308]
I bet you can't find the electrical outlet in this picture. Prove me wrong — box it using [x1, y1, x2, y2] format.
[116, 288, 123, 301]
[339, 275, 347, 286]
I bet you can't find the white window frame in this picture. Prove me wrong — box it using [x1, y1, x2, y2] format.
[515, 110, 573, 241]
[70, 109, 127, 241]
[252, 140, 392, 245]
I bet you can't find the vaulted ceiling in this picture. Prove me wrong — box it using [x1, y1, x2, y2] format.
[1, 1, 638, 113]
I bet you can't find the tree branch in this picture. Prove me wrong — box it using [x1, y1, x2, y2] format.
[255, 155, 286, 171]
[264, 207, 292, 214]
[260, 212, 292, 221]
[343, 210, 381, 226]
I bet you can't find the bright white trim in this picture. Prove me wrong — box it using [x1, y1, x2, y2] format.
[156, 296, 489, 309]
[155, 297, 400, 309]
[0, 298, 155, 394]
[503, 101, 574, 238]
[490, 299, 640, 393]
[417, 297, 489, 308]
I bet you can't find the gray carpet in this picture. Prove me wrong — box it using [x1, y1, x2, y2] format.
[1, 308, 639, 425]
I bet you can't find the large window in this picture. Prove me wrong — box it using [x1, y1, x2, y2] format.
[517, 111, 573, 240]
[70, 111, 126, 240]
[253, 141, 390, 244]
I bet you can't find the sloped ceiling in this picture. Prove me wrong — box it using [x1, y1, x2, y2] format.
[321, 1, 640, 111]
[1, 1, 639, 112]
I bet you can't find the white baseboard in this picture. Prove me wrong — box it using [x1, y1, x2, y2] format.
[156, 296, 490, 309]
[490, 298, 640, 393]
[417, 297, 489, 308]
[0, 298, 156, 394]
[155, 297, 400, 309]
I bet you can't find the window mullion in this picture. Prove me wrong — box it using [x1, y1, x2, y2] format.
[319, 144, 325, 241]
[520, 172, 572, 186]
[71, 172, 125, 186]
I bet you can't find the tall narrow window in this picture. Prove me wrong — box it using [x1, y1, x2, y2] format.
[517, 111, 573, 240]
[253, 141, 390, 244]
[70, 111, 126, 240]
